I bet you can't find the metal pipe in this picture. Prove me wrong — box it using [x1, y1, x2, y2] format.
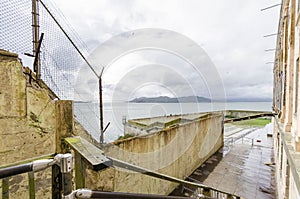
[28, 172, 35, 199]
[0, 159, 54, 179]
[108, 157, 238, 197]
[33, 32, 44, 81]
[75, 189, 195, 199]
[0, 163, 32, 179]
[263, 33, 279, 38]
[32, 0, 40, 74]
[103, 122, 110, 133]
[265, 49, 276, 52]
[2, 178, 9, 199]
[99, 77, 104, 144]
[261, 3, 282, 11]
[60, 154, 73, 197]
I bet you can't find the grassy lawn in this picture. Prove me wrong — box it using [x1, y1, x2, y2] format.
[233, 118, 271, 126]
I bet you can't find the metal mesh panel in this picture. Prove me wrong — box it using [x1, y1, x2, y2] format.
[0, 0, 100, 141]
[0, 0, 32, 54]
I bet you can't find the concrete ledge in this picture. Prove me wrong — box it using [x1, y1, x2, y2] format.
[65, 136, 111, 171]
[0, 49, 18, 61]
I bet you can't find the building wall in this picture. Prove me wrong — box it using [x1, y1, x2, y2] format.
[273, 0, 300, 198]
[85, 114, 224, 195]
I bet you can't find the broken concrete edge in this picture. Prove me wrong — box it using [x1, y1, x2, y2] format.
[23, 67, 58, 101]
[0, 49, 58, 100]
[0, 49, 96, 147]
[0, 49, 18, 59]
[64, 136, 111, 171]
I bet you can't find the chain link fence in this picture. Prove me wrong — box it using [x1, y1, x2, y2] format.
[0, 0, 101, 141]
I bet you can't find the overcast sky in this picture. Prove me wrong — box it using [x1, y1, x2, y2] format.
[50, 0, 280, 101]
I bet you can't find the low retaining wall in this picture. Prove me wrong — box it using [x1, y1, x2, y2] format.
[84, 113, 224, 195]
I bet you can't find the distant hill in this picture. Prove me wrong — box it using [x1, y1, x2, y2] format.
[129, 96, 272, 103]
[129, 96, 211, 103]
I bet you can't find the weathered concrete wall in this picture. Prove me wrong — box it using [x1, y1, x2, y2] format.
[84, 114, 224, 195]
[0, 50, 94, 198]
[0, 50, 56, 165]
[0, 50, 57, 198]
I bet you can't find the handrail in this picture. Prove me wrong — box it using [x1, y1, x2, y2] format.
[1, 150, 241, 198]
[108, 157, 241, 198]
[74, 189, 196, 199]
[65, 136, 241, 198]
[0, 153, 73, 179]
[1, 153, 73, 199]
[0, 159, 54, 179]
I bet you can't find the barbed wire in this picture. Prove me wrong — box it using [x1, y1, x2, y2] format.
[0, 0, 101, 140]
[0, 0, 32, 54]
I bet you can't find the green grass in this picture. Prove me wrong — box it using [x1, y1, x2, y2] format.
[233, 118, 271, 126]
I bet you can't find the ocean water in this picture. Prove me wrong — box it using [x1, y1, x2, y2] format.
[74, 102, 272, 143]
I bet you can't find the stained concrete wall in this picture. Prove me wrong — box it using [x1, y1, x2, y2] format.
[0, 50, 56, 165]
[0, 50, 92, 198]
[0, 50, 56, 198]
[84, 114, 224, 195]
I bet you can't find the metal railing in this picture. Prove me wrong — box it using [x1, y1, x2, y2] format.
[0, 152, 242, 199]
[0, 154, 73, 199]
[0, 153, 220, 199]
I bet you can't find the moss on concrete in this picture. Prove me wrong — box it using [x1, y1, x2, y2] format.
[115, 134, 135, 141]
[65, 137, 80, 144]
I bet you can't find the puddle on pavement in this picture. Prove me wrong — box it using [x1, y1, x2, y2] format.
[170, 123, 276, 199]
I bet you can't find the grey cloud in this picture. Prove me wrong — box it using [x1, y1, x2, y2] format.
[52, 0, 279, 100]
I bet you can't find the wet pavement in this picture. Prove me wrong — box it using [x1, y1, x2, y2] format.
[171, 123, 275, 199]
